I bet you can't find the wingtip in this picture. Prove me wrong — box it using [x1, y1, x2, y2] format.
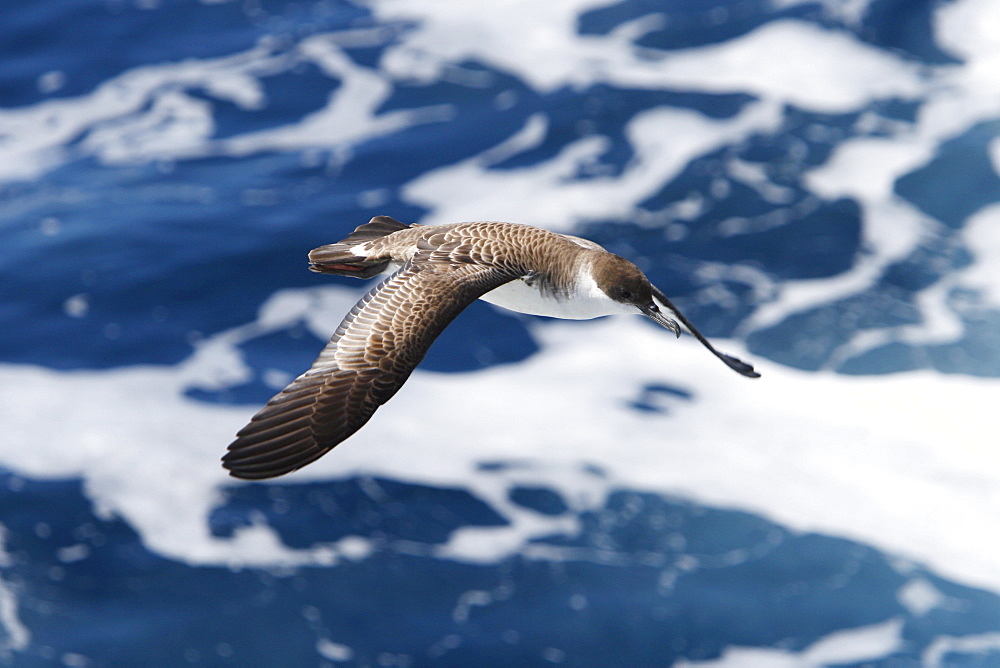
[221, 423, 337, 480]
[220, 450, 264, 480]
[221, 443, 310, 481]
[221, 454, 298, 481]
[721, 354, 761, 379]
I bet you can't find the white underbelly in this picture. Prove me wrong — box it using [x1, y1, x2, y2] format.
[479, 278, 631, 320]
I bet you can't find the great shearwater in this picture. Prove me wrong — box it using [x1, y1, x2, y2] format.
[222, 216, 759, 479]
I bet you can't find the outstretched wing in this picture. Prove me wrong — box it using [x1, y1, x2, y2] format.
[650, 285, 760, 378]
[223, 257, 520, 479]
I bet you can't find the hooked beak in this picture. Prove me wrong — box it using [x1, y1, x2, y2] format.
[639, 303, 681, 338]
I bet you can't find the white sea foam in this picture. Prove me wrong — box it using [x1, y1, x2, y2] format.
[0, 34, 448, 183]
[769, 0, 876, 27]
[0, 0, 998, 611]
[385, 0, 1000, 353]
[936, 0, 1000, 63]
[0, 41, 279, 181]
[898, 578, 954, 617]
[959, 204, 1000, 306]
[923, 632, 1000, 668]
[622, 20, 924, 113]
[376, 3, 924, 112]
[316, 638, 354, 662]
[0, 526, 30, 657]
[375, 0, 652, 92]
[675, 617, 904, 667]
[404, 100, 783, 229]
[218, 34, 455, 159]
[1, 284, 998, 593]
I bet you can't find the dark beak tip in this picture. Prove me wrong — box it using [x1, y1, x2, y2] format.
[642, 308, 681, 338]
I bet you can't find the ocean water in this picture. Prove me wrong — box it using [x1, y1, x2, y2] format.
[1, 0, 999, 665]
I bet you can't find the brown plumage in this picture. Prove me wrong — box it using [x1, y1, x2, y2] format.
[222, 216, 758, 480]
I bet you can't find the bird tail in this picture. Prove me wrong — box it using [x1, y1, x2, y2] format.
[308, 215, 415, 279]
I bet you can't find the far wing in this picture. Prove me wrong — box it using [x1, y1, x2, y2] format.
[223, 259, 519, 479]
[650, 285, 760, 378]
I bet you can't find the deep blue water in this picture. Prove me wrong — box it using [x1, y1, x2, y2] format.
[4, 472, 999, 666]
[1, 0, 999, 665]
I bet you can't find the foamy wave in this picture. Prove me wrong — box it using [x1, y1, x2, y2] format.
[1, 0, 999, 604]
[0, 33, 448, 183]
[404, 101, 784, 229]
[675, 617, 905, 667]
[1, 284, 998, 592]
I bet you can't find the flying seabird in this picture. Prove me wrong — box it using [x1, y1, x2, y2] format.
[222, 216, 759, 479]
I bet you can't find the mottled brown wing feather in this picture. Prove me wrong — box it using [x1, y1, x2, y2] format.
[222, 257, 520, 479]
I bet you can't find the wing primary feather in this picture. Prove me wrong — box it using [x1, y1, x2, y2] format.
[251, 393, 320, 419]
[223, 260, 520, 480]
[226, 444, 327, 473]
[223, 424, 313, 458]
[236, 403, 315, 432]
